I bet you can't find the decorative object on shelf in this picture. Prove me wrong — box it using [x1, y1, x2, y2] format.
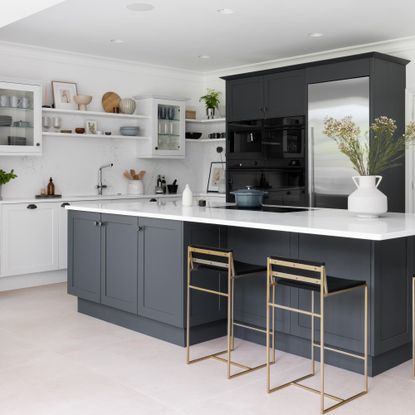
[207, 161, 226, 193]
[0, 169, 17, 200]
[9, 96, 18, 108]
[85, 120, 97, 135]
[185, 110, 196, 119]
[73, 95, 92, 111]
[102, 91, 121, 113]
[119, 98, 136, 115]
[167, 179, 178, 194]
[47, 177, 55, 196]
[185, 132, 202, 140]
[323, 116, 415, 217]
[35, 194, 62, 199]
[52, 116, 61, 132]
[120, 126, 139, 136]
[42, 115, 51, 130]
[60, 129, 72, 134]
[104, 131, 112, 136]
[182, 184, 193, 206]
[123, 169, 146, 195]
[199, 88, 221, 119]
[0, 95, 9, 107]
[51, 81, 78, 110]
[75, 127, 85, 134]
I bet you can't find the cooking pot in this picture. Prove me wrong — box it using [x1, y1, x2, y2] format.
[230, 186, 267, 208]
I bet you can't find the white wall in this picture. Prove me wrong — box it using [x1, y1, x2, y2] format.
[0, 42, 222, 198]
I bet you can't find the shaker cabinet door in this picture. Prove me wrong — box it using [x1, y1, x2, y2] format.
[67, 211, 101, 302]
[0, 202, 59, 277]
[138, 218, 184, 327]
[101, 214, 139, 313]
[226, 76, 264, 121]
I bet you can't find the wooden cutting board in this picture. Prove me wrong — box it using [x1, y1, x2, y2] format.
[102, 91, 121, 113]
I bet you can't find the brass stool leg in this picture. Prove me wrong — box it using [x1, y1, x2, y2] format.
[231, 274, 235, 351]
[412, 276, 414, 377]
[227, 257, 232, 379]
[320, 289, 325, 414]
[364, 285, 368, 391]
[266, 258, 271, 391]
[311, 291, 315, 375]
[186, 250, 191, 364]
[272, 283, 276, 363]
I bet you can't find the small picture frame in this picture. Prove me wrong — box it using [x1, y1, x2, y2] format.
[207, 161, 226, 193]
[51, 81, 78, 110]
[86, 120, 97, 135]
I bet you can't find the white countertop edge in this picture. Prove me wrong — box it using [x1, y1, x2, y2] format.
[65, 204, 403, 241]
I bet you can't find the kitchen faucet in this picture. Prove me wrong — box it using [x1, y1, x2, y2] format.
[97, 163, 113, 195]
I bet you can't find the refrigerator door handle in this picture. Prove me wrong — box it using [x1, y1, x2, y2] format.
[308, 126, 315, 207]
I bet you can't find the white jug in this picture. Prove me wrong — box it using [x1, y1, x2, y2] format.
[348, 175, 387, 218]
[182, 184, 193, 207]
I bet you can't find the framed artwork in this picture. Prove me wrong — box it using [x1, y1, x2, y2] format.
[51, 81, 78, 110]
[85, 119, 97, 135]
[207, 161, 226, 193]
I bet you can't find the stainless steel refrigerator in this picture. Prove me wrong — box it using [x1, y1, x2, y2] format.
[308, 77, 370, 208]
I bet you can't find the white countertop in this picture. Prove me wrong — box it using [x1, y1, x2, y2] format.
[66, 199, 415, 241]
[0, 193, 225, 205]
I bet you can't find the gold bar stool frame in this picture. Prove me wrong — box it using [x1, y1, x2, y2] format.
[186, 245, 275, 379]
[266, 257, 368, 414]
[413, 276, 415, 377]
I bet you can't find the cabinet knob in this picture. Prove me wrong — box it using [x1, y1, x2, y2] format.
[61, 202, 70, 208]
[94, 221, 104, 227]
[36, 143, 40, 147]
[137, 226, 144, 232]
[155, 146, 158, 150]
[27, 204, 37, 209]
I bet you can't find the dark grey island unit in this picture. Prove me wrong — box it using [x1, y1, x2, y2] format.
[66, 200, 415, 376]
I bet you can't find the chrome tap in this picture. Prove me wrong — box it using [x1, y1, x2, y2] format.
[97, 163, 113, 195]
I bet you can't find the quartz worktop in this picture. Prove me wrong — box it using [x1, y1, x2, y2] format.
[66, 199, 415, 241]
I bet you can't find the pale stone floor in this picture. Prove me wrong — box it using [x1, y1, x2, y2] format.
[0, 283, 414, 415]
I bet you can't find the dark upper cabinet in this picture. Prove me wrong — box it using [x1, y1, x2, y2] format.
[227, 76, 264, 122]
[264, 70, 305, 118]
[67, 211, 101, 302]
[101, 214, 139, 314]
[138, 218, 184, 327]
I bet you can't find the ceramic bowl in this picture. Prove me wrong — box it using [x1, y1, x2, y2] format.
[120, 126, 139, 136]
[75, 127, 85, 134]
[74, 95, 92, 111]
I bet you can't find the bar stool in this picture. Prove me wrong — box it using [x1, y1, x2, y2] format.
[413, 276, 415, 377]
[186, 245, 275, 378]
[266, 256, 368, 414]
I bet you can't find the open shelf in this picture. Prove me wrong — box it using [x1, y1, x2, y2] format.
[42, 132, 150, 140]
[42, 107, 150, 120]
[185, 118, 226, 124]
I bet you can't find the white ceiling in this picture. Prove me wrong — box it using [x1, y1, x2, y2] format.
[0, 0, 414, 72]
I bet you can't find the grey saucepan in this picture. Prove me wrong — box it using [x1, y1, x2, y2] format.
[230, 186, 268, 208]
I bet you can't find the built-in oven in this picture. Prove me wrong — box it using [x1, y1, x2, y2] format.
[227, 119, 262, 160]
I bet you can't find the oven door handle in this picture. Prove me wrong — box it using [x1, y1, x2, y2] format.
[308, 126, 315, 207]
[262, 141, 282, 146]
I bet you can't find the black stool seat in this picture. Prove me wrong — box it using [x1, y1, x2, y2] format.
[276, 275, 365, 293]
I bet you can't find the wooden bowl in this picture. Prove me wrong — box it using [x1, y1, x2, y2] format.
[75, 127, 85, 134]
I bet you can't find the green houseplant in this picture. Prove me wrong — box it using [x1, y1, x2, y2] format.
[0, 169, 17, 200]
[323, 116, 415, 217]
[199, 88, 221, 119]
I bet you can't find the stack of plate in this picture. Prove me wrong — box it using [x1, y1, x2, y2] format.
[0, 115, 12, 126]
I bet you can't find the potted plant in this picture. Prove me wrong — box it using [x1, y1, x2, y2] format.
[0, 169, 17, 200]
[323, 116, 415, 217]
[199, 88, 221, 119]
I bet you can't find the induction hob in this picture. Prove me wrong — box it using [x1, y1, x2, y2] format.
[215, 205, 315, 213]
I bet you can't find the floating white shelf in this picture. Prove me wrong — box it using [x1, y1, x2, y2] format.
[42, 132, 150, 140]
[42, 107, 150, 120]
[186, 138, 226, 143]
[185, 118, 226, 124]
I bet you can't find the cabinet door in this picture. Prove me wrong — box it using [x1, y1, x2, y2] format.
[58, 202, 71, 269]
[226, 77, 264, 121]
[0, 202, 59, 276]
[138, 218, 184, 326]
[101, 214, 138, 313]
[264, 70, 305, 118]
[67, 211, 101, 302]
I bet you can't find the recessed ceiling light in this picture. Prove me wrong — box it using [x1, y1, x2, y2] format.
[198, 55, 210, 59]
[110, 39, 124, 44]
[309, 32, 324, 38]
[126, 2, 155, 12]
[217, 8, 234, 15]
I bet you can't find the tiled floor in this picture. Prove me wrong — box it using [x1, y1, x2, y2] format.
[0, 283, 414, 414]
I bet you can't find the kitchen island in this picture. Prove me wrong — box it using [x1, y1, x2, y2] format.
[66, 199, 415, 376]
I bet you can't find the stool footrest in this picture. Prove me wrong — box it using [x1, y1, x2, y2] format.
[312, 342, 365, 361]
[233, 321, 267, 334]
[189, 284, 228, 297]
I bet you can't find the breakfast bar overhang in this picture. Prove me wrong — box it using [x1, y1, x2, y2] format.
[66, 200, 415, 376]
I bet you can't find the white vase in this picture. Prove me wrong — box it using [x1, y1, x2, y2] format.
[127, 180, 144, 195]
[348, 175, 387, 218]
[182, 184, 193, 206]
[119, 98, 136, 115]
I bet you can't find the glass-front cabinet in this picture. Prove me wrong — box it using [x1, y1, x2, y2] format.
[135, 97, 185, 158]
[0, 80, 42, 155]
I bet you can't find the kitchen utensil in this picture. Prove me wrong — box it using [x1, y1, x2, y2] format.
[120, 126, 139, 136]
[119, 98, 136, 114]
[185, 132, 202, 139]
[102, 91, 121, 113]
[230, 186, 268, 208]
[75, 127, 85, 134]
[167, 184, 178, 194]
[73, 95, 92, 111]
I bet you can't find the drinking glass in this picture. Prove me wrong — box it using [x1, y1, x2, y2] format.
[42, 116, 51, 130]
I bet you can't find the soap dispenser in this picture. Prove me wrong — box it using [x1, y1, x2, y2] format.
[182, 184, 193, 206]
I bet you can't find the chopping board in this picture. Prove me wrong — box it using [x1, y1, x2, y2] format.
[102, 91, 121, 113]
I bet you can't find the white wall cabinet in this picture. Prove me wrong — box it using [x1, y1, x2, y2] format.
[135, 97, 186, 158]
[0, 80, 42, 156]
[0, 202, 59, 277]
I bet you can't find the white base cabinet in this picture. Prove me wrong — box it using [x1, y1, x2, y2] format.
[0, 202, 59, 276]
